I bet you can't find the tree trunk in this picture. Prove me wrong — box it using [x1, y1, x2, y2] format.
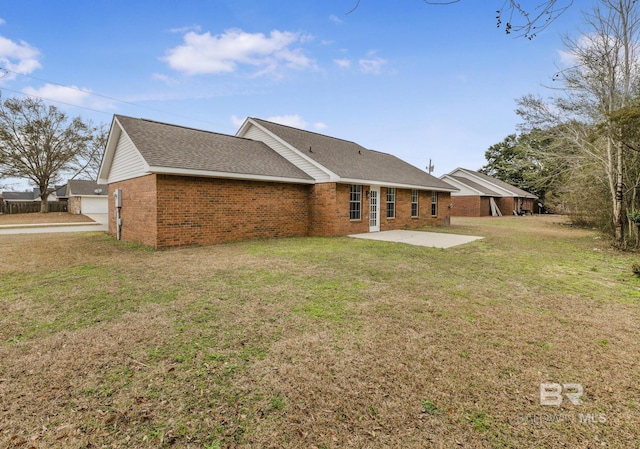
[614, 140, 624, 244]
[40, 194, 48, 213]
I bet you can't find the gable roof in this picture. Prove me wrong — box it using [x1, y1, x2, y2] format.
[66, 179, 107, 196]
[99, 116, 314, 184]
[242, 118, 456, 191]
[447, 175, 500, 196]
[2, 190, 37, 201]
[442, 168, 537, 199]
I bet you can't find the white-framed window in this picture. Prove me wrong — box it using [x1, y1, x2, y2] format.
[431, 191, 438, 216]
[350, 185, 362, 220]
[411, 189, 419, 217]
[386, 187, 396, 219]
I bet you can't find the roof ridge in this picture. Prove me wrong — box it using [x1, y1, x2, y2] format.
[115, 115, 258, 143]
[251, 117, 366, 148]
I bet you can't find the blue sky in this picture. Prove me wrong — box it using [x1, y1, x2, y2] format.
[0, 1, 586, 189]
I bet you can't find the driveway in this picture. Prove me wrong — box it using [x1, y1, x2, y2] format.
[349, 229, 483, 248]
[0, 213, 108, 235]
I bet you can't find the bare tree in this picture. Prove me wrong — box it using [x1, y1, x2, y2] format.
[0, 96, 106, 213]
[347, 1, 574, 39]
[517, 0, 640, 245]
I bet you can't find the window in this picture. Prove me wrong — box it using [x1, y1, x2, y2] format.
[386, 188, 396, 219]
[411, 189, 419, 217]
[431, 191, 438, 216]
[350, 185, 362, 220]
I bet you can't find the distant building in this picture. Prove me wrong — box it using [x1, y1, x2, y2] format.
[440, 168, 538, 217]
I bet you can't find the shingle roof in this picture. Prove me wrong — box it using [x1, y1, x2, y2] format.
[456, 168, 538, 199]
[67, 179, 107, 196]
[2, 191, 37, 200]
[116, 115, 313, 182]
[251, 118, 456, 191]
[449, 175, 500, 196]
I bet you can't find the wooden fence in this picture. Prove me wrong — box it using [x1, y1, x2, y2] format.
[0, 201, 68, 214]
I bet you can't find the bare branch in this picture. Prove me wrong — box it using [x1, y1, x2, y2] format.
[346, 1, 574, 38]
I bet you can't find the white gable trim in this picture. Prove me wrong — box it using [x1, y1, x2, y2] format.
[98, 117, 150, 184]
[440, 175, 487, 196]
[237, 118, 338, 182]
[445, 168, 515, 197]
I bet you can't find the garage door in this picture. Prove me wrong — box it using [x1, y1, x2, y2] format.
[81, 197, 108, 214]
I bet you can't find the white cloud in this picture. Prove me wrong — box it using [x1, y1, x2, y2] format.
[22, 83, 115, 110]
[334, 58, 351, 68]
[168, 24, 201, 34]
[0, 35, 41, 80]
[162, 28, 315, 76]
[231, 115, 246, 127]
[329, 14, 343, 25]
[152, 73, 179, 85]
[313, 122, 328, 131]
[0, 18, 5, 26]
[359, 57, 386, 74]
[267, 114, 308, 129]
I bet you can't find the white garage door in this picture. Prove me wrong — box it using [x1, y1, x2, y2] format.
[81, 197, 108, 214]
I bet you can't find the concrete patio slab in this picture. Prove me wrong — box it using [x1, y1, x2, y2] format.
[348, 229, 483, 248]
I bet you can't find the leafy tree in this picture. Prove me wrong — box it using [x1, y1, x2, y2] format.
[480, 133, 552, 199]
[0, 96, 106, 212]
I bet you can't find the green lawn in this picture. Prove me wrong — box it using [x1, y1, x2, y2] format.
[1, 216, 639, 448]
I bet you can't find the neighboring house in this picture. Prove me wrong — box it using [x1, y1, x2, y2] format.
[66, 179, 108, 214]
[440, 168, 538, 217]
[97, 115, 457, 249]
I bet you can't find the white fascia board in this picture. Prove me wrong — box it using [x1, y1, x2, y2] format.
[440, 175, 484, 195]
[339, 178, 457, 192]
[148, 166, 316, 184]
[240, 118, 339, 182]
[452, 169, 514, 197]
[97, 116, 121, 184]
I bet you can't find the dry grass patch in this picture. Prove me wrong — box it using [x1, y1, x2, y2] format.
[1, 217, 640, 448]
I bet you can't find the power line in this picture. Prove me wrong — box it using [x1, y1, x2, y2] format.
[0, 86, 114, 117]
[0, 67, 238, 131]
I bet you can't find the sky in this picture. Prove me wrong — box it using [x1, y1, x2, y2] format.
[0, 0, 588, 190]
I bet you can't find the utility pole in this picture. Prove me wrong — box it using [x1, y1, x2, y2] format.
[427, 159, 435, 174]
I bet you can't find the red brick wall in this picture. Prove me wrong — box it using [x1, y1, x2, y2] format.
[451, 195, 537, 216]
[152, 175, 310, 249]
[108, 175, 158, 247]
[333, 183, 370, 235]
[308, 185, 452, 235]
[497, 197, 515, 216]
[380, 188, 450, 228]
[108, 176, 452, 248]
[496, 197, 536, 215]
[449, 195, 487, 217]
[308, 182, 338, 236]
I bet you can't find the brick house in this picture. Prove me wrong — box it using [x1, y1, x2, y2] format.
[440, 168, 537, 217]
[97, 115, 457, 249]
